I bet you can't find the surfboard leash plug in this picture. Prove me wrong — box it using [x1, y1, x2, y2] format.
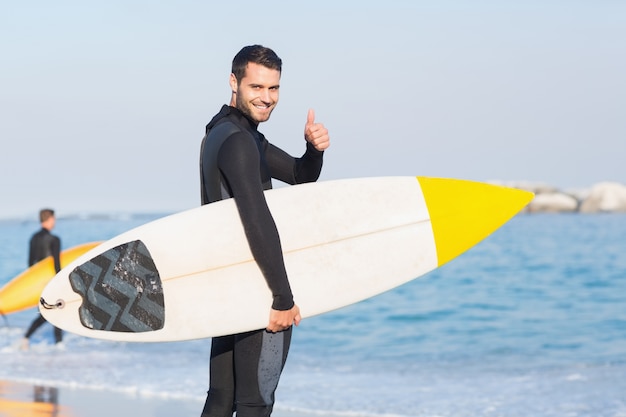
[40, 297, 65, 310]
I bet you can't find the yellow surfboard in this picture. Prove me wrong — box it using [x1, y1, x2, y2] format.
[0, 242, 101, 315]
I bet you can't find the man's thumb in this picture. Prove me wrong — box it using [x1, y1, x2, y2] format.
[306, 108, 315, 125]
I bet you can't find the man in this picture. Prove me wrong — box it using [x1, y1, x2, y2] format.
[199, 45, 330, 417]
[21, 208, 63, 349]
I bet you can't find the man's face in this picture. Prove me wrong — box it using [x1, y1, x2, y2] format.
[43, 215, 55, 231]
[231, 62, 280, 124]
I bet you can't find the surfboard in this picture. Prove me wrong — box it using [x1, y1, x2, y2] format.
[0, 242, 101, 315]
[39, 177, 533, 342]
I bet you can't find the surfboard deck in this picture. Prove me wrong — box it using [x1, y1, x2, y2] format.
[0, 242, 101, 315]
[40, 177, 533, 342]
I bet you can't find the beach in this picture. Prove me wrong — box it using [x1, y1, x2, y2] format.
[0, 379, 364, 417]
[0, 379, 199, 417]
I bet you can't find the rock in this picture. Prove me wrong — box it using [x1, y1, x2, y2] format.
[528, 192, 578, 213]
[487, 180, 626, 213]
[564, 187, 590, 203]
[579, 182, 626, 213]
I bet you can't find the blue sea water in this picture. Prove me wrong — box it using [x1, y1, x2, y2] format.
[1, 213, 625, 416]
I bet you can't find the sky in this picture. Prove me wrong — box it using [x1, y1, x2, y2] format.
[1, 0, 624, 219]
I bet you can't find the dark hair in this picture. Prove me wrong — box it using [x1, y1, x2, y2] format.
[231, 45, 282, 84]
[39, 208, 55, 223]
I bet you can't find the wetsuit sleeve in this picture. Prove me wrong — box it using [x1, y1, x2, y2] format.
[218, 134, 294, 311]
[266, 142, 324, 185]
[28, 238, 37, 267]
[51, 236, 61, 273]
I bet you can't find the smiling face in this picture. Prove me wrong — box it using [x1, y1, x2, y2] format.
[230, 62, 280, 124]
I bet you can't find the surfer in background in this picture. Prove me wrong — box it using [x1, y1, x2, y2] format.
[199, 45, 330, 417]
[20, 209, 63, 350]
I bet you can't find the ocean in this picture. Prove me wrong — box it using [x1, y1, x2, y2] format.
[1, 213, 625, 417]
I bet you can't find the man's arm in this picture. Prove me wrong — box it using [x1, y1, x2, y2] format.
[51, 236, 61, 273]
[266, 142, 324, 185]
[218, 134, 296, 319]
[265, 109, 329, 185]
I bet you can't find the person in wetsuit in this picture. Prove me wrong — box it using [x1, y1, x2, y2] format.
[199, 45, 330, 417]
[21, 208, 63, 349]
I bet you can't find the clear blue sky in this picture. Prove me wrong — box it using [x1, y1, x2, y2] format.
[1, 0, 624, 218]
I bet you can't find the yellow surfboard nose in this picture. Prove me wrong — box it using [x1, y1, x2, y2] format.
[417, 177, 534, 267]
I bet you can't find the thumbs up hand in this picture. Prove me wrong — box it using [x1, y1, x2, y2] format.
[304, 109, 330, 151]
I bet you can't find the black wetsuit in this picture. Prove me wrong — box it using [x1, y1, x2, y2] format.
[24, 228, 63, 343]
[199, 105, 323, 417]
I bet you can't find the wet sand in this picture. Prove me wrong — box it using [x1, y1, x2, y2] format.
[0, 379, 351, 417]
[0, 379, 200, 416]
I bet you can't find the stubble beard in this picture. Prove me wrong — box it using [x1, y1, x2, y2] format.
[236, 95, 272, 125]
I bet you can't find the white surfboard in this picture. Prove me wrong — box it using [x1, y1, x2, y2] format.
[40, 176, 533, 342]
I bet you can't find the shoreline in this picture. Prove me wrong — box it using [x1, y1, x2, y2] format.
[0, 379, 363, 417]
[0, 379, 200, 417]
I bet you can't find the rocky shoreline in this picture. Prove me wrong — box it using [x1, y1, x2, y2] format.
[490, 181, 626, 213]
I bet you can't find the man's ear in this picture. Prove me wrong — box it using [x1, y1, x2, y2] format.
[229, 73, 238, 94]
